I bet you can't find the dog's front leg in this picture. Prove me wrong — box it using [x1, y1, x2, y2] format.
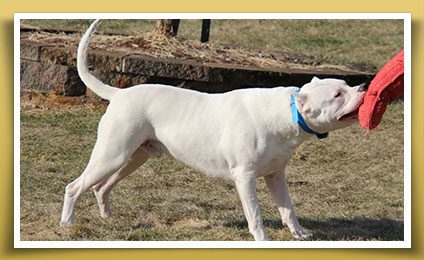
[264, 169, 312, 240]
[233, 169, 270, 241]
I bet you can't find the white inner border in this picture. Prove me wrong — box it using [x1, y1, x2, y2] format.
[14, 13, 412, 249]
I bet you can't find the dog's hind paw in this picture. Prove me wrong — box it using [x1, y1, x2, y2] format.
[291, 228, 313, 240]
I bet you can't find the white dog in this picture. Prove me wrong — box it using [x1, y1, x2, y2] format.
[60, 20, 368, 241]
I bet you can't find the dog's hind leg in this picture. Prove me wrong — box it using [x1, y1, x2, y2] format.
[60, 156, 129, 226]
[92, 147, 149, 219]
[60, 113, 145, 226]
[264, 169, 312, 240]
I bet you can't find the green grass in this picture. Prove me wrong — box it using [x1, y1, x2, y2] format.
[20, 101, 404, 241]
[22, 19, 403, 70]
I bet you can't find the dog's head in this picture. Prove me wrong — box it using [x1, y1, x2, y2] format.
[292, 77, 368, 133]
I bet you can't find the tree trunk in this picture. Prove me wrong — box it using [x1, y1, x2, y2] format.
[155, 19, 180, 37]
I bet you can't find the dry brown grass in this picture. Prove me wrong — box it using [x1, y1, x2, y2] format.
[21, 28, 325, 71]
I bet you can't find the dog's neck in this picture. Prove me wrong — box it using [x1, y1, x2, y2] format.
[279, 123, 312, 149]
[260, 88, 314, 149]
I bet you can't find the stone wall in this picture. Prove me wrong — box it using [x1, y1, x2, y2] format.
[20, 40, 374, 96]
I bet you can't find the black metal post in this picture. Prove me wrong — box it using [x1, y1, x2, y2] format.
[201, 19, 211, 43]
[171, 19, 180, 36]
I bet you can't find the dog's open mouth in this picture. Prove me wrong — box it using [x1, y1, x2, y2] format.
[339, 109, 359, 121]
[339, 95, 365, 121]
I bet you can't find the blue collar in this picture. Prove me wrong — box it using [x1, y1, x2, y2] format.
[291, 88, 328, 139]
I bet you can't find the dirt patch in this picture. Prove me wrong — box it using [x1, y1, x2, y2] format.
[20, 89, 106, 114]
[172, 218, 211, 230]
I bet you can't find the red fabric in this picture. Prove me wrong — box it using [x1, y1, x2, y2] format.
[358, 50, 404, 130]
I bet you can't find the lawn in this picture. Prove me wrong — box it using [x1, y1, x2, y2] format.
[19, 99, 404, 241]
[19, 19, 405, 241]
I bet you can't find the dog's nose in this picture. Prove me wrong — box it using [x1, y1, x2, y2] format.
[358, 82, 370, 92]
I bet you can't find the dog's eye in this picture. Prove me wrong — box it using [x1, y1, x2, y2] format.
[334, 92, 342, 98]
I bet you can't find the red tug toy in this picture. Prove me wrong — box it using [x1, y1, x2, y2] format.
[357, 49, 404, 130]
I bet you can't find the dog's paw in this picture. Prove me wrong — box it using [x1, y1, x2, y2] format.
[291, 228, 313, 240]
[100, 211, 112, 219]
[59, 221, 74, 227]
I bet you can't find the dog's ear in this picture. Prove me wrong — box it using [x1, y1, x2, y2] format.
[311, 76, 321, 83]
[292, 92, 308, 110]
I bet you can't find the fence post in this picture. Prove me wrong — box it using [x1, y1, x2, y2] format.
[156, 19, 180, 37]
[201, 19, 211, 43]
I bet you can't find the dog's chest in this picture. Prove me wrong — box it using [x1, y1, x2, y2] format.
[255, 146, 294, 177]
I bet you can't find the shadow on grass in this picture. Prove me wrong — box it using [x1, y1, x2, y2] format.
[225, 217, 404, 241]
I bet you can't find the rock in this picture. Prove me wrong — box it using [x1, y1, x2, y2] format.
[20, 60, 85, 96]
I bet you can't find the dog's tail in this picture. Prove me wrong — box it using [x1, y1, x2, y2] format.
[77, 19, 118, 100]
